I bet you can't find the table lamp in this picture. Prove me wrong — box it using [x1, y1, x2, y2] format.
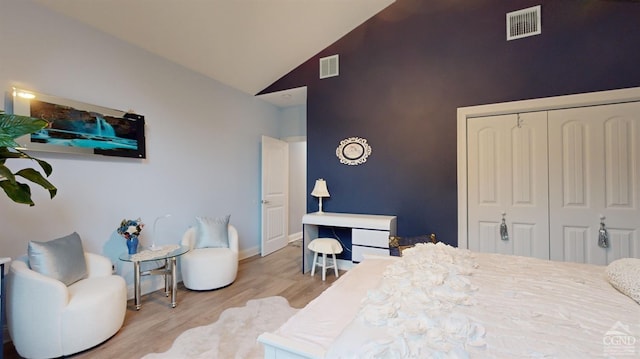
[311, 179, 330, 213]
[151, 214, 172, 250]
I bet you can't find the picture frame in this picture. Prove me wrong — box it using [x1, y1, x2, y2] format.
[336, 136, 371, 165]
[8, 87, 146, 158]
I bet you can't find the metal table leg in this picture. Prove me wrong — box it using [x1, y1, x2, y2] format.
[164, 259, 170, 297]
[170, 257, 177, 308]
[134, 261, 141, 310]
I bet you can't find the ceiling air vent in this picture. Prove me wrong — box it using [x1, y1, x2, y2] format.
[319, 55, 339, 79]
[507, 5, 541, 41]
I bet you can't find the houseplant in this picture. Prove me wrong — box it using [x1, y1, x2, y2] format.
[0, 111, 57, 206]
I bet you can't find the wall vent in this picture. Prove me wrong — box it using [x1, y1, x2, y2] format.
[507, 5, 541, 41]
[319, 55, 339, 79]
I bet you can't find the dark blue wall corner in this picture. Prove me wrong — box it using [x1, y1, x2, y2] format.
[261, 0, 640, 246]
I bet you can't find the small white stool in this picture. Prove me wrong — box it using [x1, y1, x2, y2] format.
[308, 238, 343, 281]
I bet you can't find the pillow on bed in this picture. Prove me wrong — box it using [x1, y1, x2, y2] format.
[606, 258, 640, 304]
[28, 232, 88, 286]
[195, 215, 230, 249]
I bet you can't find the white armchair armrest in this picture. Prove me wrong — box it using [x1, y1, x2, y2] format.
[85, 252, 113, 277]
[8, 257, 70, 356]
[9, 257, 69, 309]
[181, 227, 197, 250]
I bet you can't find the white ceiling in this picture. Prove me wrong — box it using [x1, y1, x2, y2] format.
[35, 0, 395, 107]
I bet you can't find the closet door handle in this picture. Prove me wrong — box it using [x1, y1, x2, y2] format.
[598, 215, 609, 248]
[500, 212, 509, 241]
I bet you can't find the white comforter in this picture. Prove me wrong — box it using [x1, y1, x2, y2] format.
[272, 243, 639, 358]
[328, 242, 484, 358]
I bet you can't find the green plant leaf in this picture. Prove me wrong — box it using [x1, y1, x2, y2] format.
[35, 157, 53, 177]
[0, 112, 57, 206]
[11, 148, 54, 176]
[0, 136, 19, 149]
[0, 113, 48, 147]
[15, 168, 57, 199]
[0, 147, 29, 159]
[0, 163, 16, 183]
[0, 180, 34, 206]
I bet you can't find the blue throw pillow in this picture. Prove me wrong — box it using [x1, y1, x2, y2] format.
[195, 215, 230, 249]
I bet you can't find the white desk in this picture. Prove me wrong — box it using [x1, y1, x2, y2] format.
[302, 212, 397, 273]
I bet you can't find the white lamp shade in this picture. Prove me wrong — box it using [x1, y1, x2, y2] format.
[311, 179, 330, 198]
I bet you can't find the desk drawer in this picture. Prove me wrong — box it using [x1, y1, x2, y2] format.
[352, 229, 390, 248]
[352, 245, 390, 262]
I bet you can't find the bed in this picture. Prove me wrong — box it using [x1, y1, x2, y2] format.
[258, 242, 639, 358]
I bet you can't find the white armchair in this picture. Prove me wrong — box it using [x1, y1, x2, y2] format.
[7, 252, 127, 359]
[180, 225, 239, 290]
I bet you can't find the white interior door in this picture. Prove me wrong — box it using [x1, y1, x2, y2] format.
[467, 112, 549, 259]
[261, 136, 289, 256]
[549, 102, 640, 265]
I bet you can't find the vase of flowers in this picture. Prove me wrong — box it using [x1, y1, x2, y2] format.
[126, 236, 139, 255]
[118, 218, 144, 254]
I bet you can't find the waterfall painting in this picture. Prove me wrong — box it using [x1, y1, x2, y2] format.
[10, 88, 146, 158]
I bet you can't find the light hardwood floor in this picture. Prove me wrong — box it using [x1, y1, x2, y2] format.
[3, 240, 341, 359]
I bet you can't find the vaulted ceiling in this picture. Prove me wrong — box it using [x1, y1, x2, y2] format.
[35, 0, 395, 106]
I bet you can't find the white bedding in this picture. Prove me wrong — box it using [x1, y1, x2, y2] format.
[267, 256, 393, 354]
[263, 243, 639, 358]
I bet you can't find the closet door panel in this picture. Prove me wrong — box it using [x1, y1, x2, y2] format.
[468, 112, 549, 259]
[549, 102, 640, 264]
[607, 229, 639, 263]
[561, 225, 606, 264]
[468, 116, 507, 254]
[559, 121, 589, 207]
[605, 118, 634, 208]
[512, 222, 536, 256]
[477, 221, 508, 254]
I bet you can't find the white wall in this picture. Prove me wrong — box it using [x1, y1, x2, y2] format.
[280, 105, 306, 139]
[287, 141, 306, 239]
[0, 0, 283, 294]
[280, 105, 307, 239]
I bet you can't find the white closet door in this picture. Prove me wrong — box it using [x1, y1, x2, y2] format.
[467, 112, 549, 259]
[549, 102, 640, 265]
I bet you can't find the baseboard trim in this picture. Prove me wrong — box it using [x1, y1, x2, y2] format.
[288, 231, 302, 242]
[126, 275, 167, 300]
[337, 259, 354, 271]
[238, 235, 300, 260]
[239, 246, 259, 260]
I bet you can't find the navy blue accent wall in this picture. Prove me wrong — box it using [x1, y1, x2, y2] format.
[260, 0, 640, 246]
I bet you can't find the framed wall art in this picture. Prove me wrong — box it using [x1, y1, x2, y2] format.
[336, 136, 371, 165]
[9, 87, 146, 158]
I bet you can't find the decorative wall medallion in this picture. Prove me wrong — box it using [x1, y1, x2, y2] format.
[336, 137, 371, 165]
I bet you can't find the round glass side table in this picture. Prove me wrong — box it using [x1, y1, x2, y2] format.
[119, 245, 189, 310]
